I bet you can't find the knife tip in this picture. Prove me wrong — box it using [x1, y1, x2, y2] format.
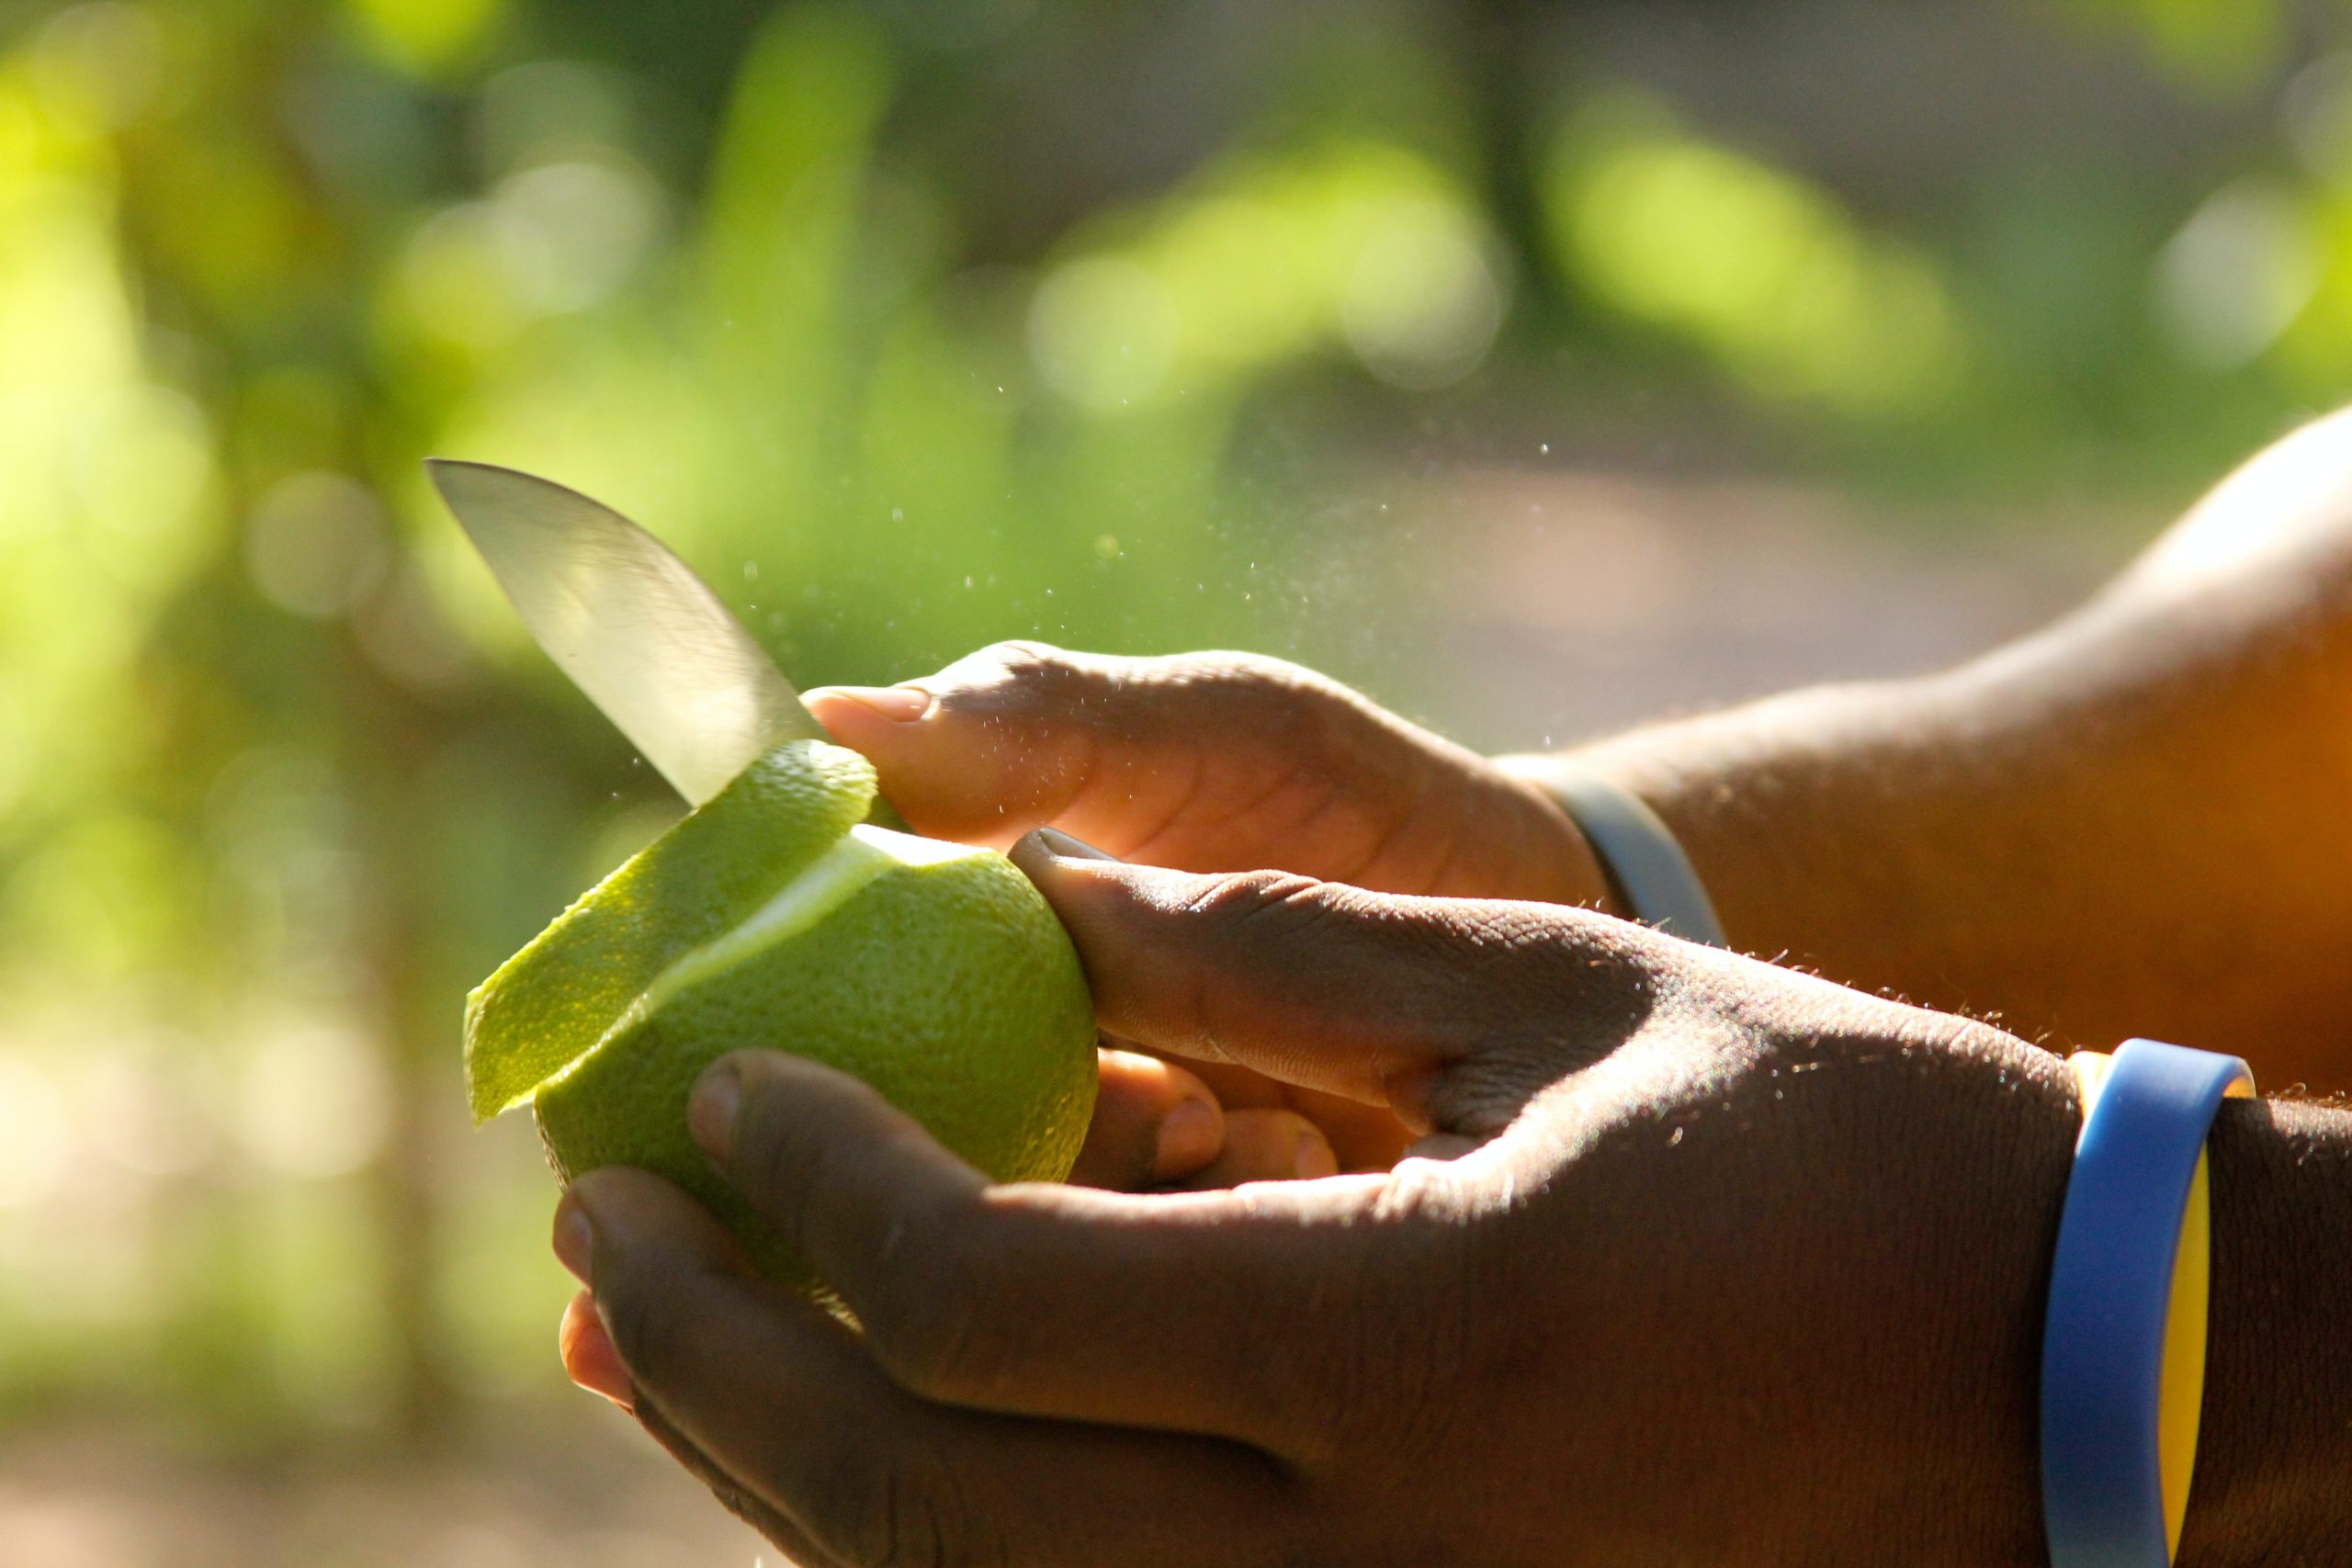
[423, 457, 502, 503]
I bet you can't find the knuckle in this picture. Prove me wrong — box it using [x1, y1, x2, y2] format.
[982, 637, 1065, 668]
[1185, 868, 1350, 947]
[805, 1436, 977, 1568]
[1167, 649, 1351, 714]
[1164, 648, 1311, 694]
[595, 1272, 686, 1391]
[863, 1223, 1020, 1401]
[951, 639, 1083, 700]
[947, 645, 1369, 752]
[1165, 870, 1354, 1044]
[936, 642, 1117, 736]
[732, 1106, 812, 1243]
[1161, 653, 1387, 773]
[728, 1069, 855, 1227]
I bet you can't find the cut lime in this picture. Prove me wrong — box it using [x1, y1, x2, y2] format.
[466, 739, 1099, 1281]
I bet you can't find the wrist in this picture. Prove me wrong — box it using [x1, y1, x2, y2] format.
[1769, 1019, 2079, 1552]
[1539, 673, 1986, 984]
[1495, 754, 1726, 942]
[1479, 758, 1618, 912]
[2183, 1095, 2352, 1559]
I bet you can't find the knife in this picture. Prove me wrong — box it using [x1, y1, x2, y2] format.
[424, 459, 839, 808]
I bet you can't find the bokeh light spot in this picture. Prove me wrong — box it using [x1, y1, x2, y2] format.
[488, 158, 664, 315]
[1028, 256, 1182, 411]
[28, 4, 169, 130]
[244, 470, 390, 619]
[476, 59, 635, 177]
[345, 0, 503, 77]
[1340, 202, 1506, 389]
[237, 1025, 392, 1179]
[1547, 96, 1962, 415]
[2153, 178, 2320, 369]
[0, 1055, 72, 1208]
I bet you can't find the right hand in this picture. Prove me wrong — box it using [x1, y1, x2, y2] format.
[554, 840, 2080, 1566]
[804, 645, 1618, 1176]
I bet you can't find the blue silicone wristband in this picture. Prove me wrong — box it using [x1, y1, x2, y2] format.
[2041, 1038, 2253, 1568]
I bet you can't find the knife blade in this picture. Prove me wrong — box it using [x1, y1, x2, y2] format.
[425, 459, 831, 807]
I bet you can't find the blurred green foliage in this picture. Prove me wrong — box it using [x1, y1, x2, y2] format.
[0, 0, 2345, 1442]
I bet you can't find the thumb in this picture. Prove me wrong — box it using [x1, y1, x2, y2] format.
[803, 686, 1091, 851]
[1011, 829, 1647, 1131]
[802, 642, 1136, 850]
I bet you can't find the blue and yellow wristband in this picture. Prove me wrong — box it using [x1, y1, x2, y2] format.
[2042, 1038, 2254, 1567]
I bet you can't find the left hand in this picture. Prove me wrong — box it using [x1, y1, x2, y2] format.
[552, 836, 2078, 1567]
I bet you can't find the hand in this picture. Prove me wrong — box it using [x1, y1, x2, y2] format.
[804, 644, 1604, 902]
[553, 835, 2080, 1566]
[807, 644, 1615, 1174]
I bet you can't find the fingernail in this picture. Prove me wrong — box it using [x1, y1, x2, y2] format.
[1294, 1130, 1340, 1180]
[560, 1292, 634, 1411]
[1033, 826, 1119, 862]
[553, 1193, 596, 1286]
[809, 684, 933, 723]
[687, 1062, 742, 1168]
[1153, 1096, 1220, 1180]
[570, 1350, 634, 1410]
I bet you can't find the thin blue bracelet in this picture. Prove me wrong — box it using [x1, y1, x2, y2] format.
[2041, 1038, 2254, 1568]
[1498, 760, 1727, 947]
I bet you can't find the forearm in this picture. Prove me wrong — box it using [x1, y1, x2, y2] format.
[2186, 1095, 2352, 1559]
[1550, 412, 2352, 1089]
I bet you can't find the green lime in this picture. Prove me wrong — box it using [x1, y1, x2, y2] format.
[465, 739, 1099, 1281]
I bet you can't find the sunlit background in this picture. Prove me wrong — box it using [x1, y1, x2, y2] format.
[0, 0, 2340, 1561]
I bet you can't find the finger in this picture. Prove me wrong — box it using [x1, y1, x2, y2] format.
[560, 1289, 635, 1409]
[570, 1165, 1298, 1568]
[690, 1050, 1425, 1452]
[804, 644, 1396, 871]
[803, 643, 1162, 851]
[629, 1397, 844, 1568]
[1283, 1083, 1416, 1173]
[1156, 1052, 1289, 1111]
[1091, 1056, 1408, 1174]
[1165, 1108, 1337, 1190]
[1069, 1048, 1226, 1190]
[1013, 834, 1654, 1129]
[560, 1183, 842, 1565]
[1121, 1055, 1412, 1171]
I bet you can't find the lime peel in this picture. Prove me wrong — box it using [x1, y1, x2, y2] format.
[538, 825, 991, 1103]
[463, 739, 1099, 1284]
[464, 739, 876, 1122]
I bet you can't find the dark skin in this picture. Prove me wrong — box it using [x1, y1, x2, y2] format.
[553, 409, 2352, 1559]
[554, 848, 2352, 1563]
[560, 860, 2086, 1566]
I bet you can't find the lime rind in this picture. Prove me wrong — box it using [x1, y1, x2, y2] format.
[530, 839, 1098, 1281]
[462, 739, 876, 1122]
[465, 736, 1100, 1288]
[529, 825, 986, 1104]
